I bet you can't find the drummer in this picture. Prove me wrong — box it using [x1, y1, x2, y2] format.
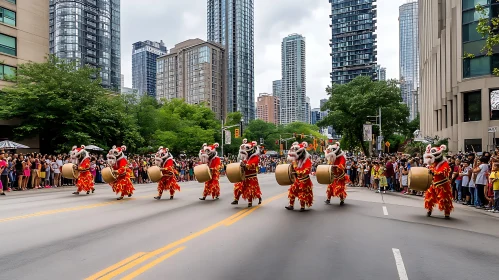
[154, 146, 180, 200]
[423, 144, 454, 219]
[70, 145, 95, 195]
[231, 139, 262, 207]
[285, 142, 313, 212]
[199, 143, 221, 200]
[324, 142, 350, 206]
[106, 145, 135, 200]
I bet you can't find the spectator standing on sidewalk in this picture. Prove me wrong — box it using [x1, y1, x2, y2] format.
[0, 151, 8, 193]
[0, 151, 6, 195]
[490, 162, 499, 213]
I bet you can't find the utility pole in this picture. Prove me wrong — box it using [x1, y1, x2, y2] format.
[221, 119, 224, 158]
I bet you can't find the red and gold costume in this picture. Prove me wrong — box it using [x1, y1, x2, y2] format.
[70, 145, 95, 195]
[155, 147, 180, 200]
[325, 143, 350, 204]
[107, 145, 135, 200]
[199, 143, 222, 199]
[232, 139, 262, 207]
[423, 144, 454, 218]
[285, 142, 313, 211]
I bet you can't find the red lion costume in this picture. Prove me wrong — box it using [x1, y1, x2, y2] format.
[285, 142, 313, 212]
[70, 145, 95, 195]
[107, 145, 135, 200]
[199, 143, 221, 200]
[324, 142, 350, 205]
[231, 139, 262, 207]
[423, 144, 454, 219]
[154, 146, 180, 200]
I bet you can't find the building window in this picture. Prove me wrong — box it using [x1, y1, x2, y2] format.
[464, 139, 482, 153]
[463, 56, 491, 78]
[490, 89, 499, 120]
[463, 91, 481, 122]
[0, 63, 15, 80]
[5, 0, 15, 4]
[0, 33, 15, 56]
[0, 7, 15, 26]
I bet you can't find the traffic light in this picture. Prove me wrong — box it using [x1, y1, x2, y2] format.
[234, 128, 240, 138]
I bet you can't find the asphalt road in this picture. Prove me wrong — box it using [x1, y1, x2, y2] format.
[1, 174, 499, 280]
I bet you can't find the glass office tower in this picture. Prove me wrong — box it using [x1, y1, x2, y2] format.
[329, 0, 377, 84]
[399, 1, 419, 120]
[50, 0, 121, 91]
[207, 0, 254, 122]
[132, 40, 167, 98]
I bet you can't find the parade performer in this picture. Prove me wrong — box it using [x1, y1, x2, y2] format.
[70, 145, 95, 195]
[324, 142, 350, 205]
[424, 144, 454, 219]
[285, 142, 313, 212]
[154, 146, 180, 200]
[199, 143, 221, 200]
[107, 145, 135, 200]
[231, 139, 262, 207]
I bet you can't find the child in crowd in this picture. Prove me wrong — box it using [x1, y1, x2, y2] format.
[489, 162, 499, 213]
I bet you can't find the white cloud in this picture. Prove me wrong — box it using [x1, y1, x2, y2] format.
[121, 0, 408, 109]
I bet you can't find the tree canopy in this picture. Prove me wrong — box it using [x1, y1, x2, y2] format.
[318, 76, 410, 155]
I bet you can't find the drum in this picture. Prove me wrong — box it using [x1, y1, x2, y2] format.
[147, 166, 164, 183]
[62, 163, 79, 179]
[226, 163, 245, 183]
[101, 167, 117, 184]
[408, 167, 433, 192]
[275, 164, 295, 186]
[194, 164, 212, 183]
[316, 165, 333, 184]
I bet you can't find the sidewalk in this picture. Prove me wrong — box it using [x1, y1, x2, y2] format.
[1, 183, 109, 197]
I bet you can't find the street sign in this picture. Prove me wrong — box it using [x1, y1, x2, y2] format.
[225, 130, 231, 145]
[363, 124, 372, 142]
[385, 141, 390, 147]
[377, 136, 383, 151]
[260, 138, 264, 144]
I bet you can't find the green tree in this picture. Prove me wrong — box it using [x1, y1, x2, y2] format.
[243, 119, 279, 150]
[318, 76, 410, 156]
[0, 55, 143, 153]
[475, 3, 499, 75]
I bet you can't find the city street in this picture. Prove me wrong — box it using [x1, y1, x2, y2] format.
[0, 174, 498, 280]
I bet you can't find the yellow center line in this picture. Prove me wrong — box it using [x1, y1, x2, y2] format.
[120, 247, 186, 280]
[89, 191, 288, 279]
[223, 192, 288, 226]
[85, 252, 147, 280]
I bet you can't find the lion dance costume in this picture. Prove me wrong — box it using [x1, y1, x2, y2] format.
[324, 142, 350, 205]
[154, 146, 180, 200]
[285, 142, 313, 212]
[423, 144, 454, 219]
[231, 139, 262, 207]
[70, 145, 95, 195]
[107, 145, 135, 200]
[199, 143, 221, 200]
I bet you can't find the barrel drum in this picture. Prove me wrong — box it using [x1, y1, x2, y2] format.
[226, 163, 245, 183]
[147, 166, 164, 183]
[316, 165, 333, 184]
[194, 164, 212, 183]
[275, 164, 295, 186]
[408, 167, 433, 192]
[62, 163, 79, 179]
[102, 167, 117, 184]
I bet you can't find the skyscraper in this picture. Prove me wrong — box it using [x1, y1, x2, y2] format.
[132, 40, 167, 98]
[207, 0, 254, 123]
[280, 34, 307, 125]
[376, 65, 386, 81]
[329, 0, 377, 84]
[256, 93, 279, 125]
[156, 39, 226, 120]
[399, 1, 419, 120]
[272, 80, 282, 98]
[49, 0, 121, 91]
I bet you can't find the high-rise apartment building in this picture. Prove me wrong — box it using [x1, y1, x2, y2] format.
[399, 1, 419, 121]
[272, 80, 282, 97]
[132, 40, 167, 97]
[306, 96, 311, 124]
[256, 93, 279, 125]
[419, 0, 499, 152]
[207, 0, 254, 123]
[156, 39, 226, 120]
[49, 0, 121, 91]
[329, 0, 377, 84]
[280, 34, 307, 124]
[311, 108, 321, 125]
[376, 65, 386, 81]
[0, 0, 50, 151]
[121, 74, 124, 89]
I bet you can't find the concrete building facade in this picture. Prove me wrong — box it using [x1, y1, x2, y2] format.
[419, 0, 499, 153]
[0, 0, 50, 151]
[256, 93, 279, 125]
[156, 39, 226, 120]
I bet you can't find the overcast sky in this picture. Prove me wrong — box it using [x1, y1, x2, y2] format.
[121, 0, 409, 109]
